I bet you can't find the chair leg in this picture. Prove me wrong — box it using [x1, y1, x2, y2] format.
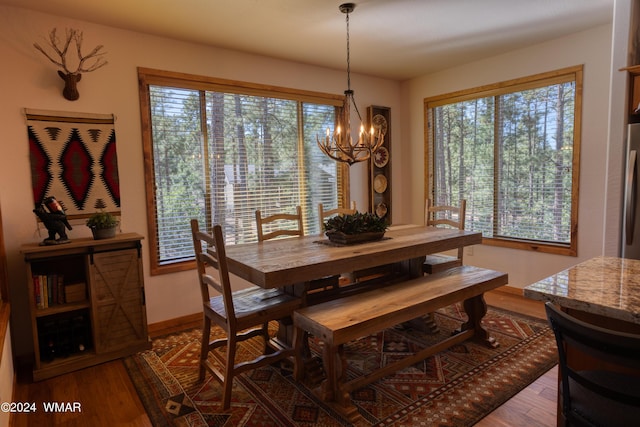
[199, 317, 211, 381]
[221, 335, 237, 411]
[261, 322, 272, 354]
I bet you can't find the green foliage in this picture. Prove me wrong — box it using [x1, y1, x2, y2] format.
[323, 211, 388, 235]
[149, 85, 340, 261]
[432, 80, 576, 244]
[86, 211, 118, 229]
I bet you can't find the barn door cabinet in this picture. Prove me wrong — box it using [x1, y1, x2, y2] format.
[21, 233, 150, 381]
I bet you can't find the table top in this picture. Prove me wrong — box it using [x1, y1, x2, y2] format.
[524, 256, 640, 324]
[224, 224, 482, 288]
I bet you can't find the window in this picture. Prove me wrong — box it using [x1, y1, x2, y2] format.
[424, 66, 582, 256]
[138, 68, 349, 275]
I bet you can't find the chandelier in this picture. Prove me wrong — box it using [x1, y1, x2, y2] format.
[317, 3, 385, 165]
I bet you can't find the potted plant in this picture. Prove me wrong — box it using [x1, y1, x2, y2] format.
[323, 211, 388, 244]
[86, 199, 119, 239]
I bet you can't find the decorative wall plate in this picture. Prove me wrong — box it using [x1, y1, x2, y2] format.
[374, 146, 389, 168]
[372, 114, 388, 135]
[374, 174, 387, 193]
[375, 202, 388, 218]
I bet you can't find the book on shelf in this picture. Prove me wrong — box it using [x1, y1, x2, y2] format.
[33, 275, 41, 308]
[33, 276, 87, 307]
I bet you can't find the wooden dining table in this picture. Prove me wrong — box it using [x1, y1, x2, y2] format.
[223, 224, 484, 406]
[223, 224, 482, 289]
[224, 224, 482, 348]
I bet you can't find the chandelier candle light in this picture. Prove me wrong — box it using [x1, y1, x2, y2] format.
[317, 3, 385, 165]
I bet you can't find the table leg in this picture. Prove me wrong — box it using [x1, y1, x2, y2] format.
[458, 294, 499, 348]
[398, 256, 424, 278]
[292, 325, 307, 380]
[400, 256, 440, 334]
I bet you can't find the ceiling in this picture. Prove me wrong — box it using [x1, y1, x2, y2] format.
[1, 0, 614, 81]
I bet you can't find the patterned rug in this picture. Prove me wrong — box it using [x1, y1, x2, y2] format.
[124, 304, 557, 426]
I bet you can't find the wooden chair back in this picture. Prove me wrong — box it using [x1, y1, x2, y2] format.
[255, 206, 304, 241]
[190, 219, 237, 321]
[545, 302, 640, 427]
[425, 199, 466, 262]
[425, 199, 466, 230]
[318, 201, 357, 232]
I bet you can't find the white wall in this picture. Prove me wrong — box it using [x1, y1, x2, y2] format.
[0, 5, 401, 358]
[401, 24, 614, 289]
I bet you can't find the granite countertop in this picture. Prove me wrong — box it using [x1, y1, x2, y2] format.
[524, 256, 640, 325]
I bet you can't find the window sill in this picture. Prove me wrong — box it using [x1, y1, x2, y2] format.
[482, 237, 576, 256]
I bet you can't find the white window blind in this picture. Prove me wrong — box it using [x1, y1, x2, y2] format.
[140, 70, 346, 272]
[426, 66, 581, 255]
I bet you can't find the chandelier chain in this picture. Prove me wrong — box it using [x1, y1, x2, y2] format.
[316, 2, 385, 165]
[344, 9, 362, 121]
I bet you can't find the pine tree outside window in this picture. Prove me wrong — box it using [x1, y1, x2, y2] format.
[138, 68, 348, 275]
[424, 66, 582, 256]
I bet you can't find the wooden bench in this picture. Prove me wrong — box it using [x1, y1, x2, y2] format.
[292, 265, 508, 423]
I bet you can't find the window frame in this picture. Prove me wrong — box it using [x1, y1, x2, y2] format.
[138, 67, 350, 275]
[424, 65, 582, 256]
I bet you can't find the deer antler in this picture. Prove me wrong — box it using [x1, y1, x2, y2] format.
[34, 28, 108, 74]
[72, 31, 108, 73]
[34, 28, 107, 100]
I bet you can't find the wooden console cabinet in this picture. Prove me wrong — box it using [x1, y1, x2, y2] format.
[21, 233, 150, 381]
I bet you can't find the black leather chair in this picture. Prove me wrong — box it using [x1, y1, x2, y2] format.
[545, 302, 640, 427]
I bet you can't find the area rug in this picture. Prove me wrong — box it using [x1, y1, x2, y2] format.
[124, 304, 557, 426]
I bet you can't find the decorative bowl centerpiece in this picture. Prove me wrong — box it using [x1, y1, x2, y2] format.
[324, 211, 388, 245]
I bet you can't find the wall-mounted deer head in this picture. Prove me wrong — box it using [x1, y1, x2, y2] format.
[34, 28, 107, 101]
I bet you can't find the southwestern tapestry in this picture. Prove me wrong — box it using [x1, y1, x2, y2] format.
[25, 108, 120, 219]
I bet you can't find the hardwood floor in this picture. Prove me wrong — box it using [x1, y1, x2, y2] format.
[477, 289, 558, 427]
[10, 289, 558, 427]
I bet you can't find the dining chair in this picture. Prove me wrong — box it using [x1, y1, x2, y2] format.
[423, 199, 466, 274]
[318, 201, 378, 286]
[545, 302, 640, 427]
[318, 200, 395, 285]
[190, 219, 302, 411]
[255, 205, 304, 241]
[318, 200, 357, 232]
[256, 206, 340, 302]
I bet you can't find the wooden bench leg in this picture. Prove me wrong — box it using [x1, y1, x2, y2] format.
[459, 294, 499, 348]
[318, 342, 362, 423]
[292, 326, 325, 385]
[319, 342, 338, 401]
